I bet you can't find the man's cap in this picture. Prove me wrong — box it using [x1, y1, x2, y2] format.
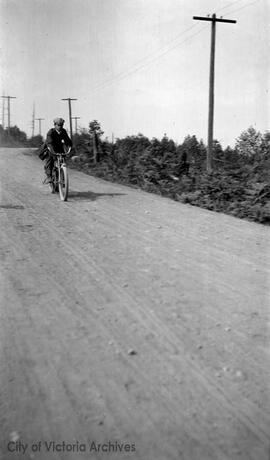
[53, 117, 65, 125]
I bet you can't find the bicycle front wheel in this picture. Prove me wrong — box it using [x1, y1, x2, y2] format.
[59, 165, 69, 201]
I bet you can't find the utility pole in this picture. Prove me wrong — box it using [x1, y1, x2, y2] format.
[71, 116, 80, 134]
[193, 14, 236, 172]
[32, 103, 35, 138]
[1, 95, 16, 130]
[61, 98, 77, 139]
[2, 92, 5, 128]
[35, 118, 45, 136]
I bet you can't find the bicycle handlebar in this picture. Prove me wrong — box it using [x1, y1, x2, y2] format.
[54, 147, 72, 156]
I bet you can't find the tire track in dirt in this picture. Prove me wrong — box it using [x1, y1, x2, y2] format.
[2, 155, 270, 414]
[2, 190, 269, 456]
[1, 221, 219, 460]
[14, 183, 269, 424]
[10, 180, 268, 353]
[2, 223, 264, 460]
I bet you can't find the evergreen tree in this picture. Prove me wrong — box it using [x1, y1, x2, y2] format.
[235, 126, 263, 159]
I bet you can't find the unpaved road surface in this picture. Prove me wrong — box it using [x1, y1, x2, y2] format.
[0, 148, 269, 460]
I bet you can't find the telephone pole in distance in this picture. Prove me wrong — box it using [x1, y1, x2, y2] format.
[32, 103, 35, 138]
[35, 118, 45, 136]
[72, 116, 80, 135]
[61, 98, 77, 139]
[2, 92, 5, 128]
[193, 14, 236, 172]
[1, 95, 16, 130]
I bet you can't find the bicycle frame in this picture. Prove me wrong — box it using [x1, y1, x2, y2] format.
[53, 152, 66, 176]
[50, 147, 71, 201]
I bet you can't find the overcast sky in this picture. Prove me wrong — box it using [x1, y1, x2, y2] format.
[0, 0, 268, 147]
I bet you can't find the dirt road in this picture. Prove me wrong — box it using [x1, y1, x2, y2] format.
[0, 148, 269, 460]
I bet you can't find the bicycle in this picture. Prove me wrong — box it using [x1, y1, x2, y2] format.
[48, 146, 71, 201]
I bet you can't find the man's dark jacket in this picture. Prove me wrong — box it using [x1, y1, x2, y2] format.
[46, 128, 72, 154]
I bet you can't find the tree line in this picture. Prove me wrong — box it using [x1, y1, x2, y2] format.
[0, 124, 43, 147]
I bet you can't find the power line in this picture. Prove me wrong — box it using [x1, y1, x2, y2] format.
[93, 25, 199, 91]
[214, 0, 245, 15]
[92, 25, 208, 94]
[221, 0, 261, 16]
[90, 0, 260, 96]
[91, 24, 199, 93]
[90, 0, 248, 95]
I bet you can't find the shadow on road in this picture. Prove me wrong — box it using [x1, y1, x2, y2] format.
[69, 190, 126, 201]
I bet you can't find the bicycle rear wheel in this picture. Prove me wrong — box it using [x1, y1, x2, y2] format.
[59, 165, 69, 201]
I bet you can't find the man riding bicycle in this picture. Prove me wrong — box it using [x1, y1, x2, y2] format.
[41, 118, 72, 183]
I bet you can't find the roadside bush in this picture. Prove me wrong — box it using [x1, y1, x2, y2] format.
[68, 125, 270, 225]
